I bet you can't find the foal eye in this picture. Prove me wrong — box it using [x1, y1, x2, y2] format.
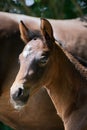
[39, 55, 49, 67]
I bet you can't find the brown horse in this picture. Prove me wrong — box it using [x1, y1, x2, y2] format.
[10, 18, 87, 130]
[0, 12, 63, 130]
[0, 12, 87, 130]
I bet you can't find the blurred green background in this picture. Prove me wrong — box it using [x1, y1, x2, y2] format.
[0, 0, 87, 19]
[0, 0, 87, 129]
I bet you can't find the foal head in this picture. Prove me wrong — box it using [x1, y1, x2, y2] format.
[10, 18, 58, 109]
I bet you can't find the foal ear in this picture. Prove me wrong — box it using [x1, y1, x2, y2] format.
[40, 18, 54, 49]
[19, 21, 33, 44]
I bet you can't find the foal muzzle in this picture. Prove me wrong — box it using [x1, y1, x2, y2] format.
[10, 83, 29, 109]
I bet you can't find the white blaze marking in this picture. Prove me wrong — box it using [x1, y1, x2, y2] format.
[23, 45, 33, 58]
[23, 50, 30, 58]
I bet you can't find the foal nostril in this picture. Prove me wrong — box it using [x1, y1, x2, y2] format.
[12, 88, 23, 101]
[17, 88, 23, 97]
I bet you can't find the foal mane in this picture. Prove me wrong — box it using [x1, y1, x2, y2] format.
[55, 40, 87, 80]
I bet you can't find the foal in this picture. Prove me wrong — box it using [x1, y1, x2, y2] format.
[10, 18, 87, 130]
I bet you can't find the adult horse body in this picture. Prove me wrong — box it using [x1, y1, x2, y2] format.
[0, 12, 87, 60]
[0, 12, 87, 130]
[10, 19, 87, 130]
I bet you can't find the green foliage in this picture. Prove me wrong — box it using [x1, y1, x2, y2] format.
[0, 0, 87, 19]
[0, 122, 13, 130]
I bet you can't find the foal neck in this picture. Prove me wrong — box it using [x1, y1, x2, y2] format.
[45, 43, 87, 125]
